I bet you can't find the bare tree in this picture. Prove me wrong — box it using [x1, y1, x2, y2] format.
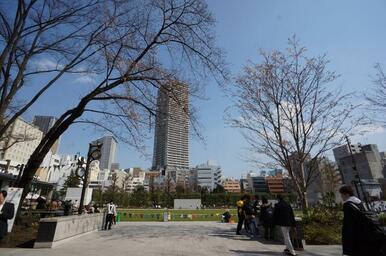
[365, 63, 386, 124]
[14, 0, 227, 209]
[230, 37, 357, 210]
[320, 160, 341, 195]
[0, 1, 102, 134]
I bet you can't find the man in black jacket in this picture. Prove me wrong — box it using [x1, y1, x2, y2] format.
[273, 195, 296, 256]
[340, 185, 384, 256]
[0, 190, 15, 240]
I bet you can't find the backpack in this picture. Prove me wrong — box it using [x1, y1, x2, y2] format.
[266, 207, 274, 217]
[261, 205, 274, 224]
[245, 203, 254, 216]
[348, 202, 386, 253]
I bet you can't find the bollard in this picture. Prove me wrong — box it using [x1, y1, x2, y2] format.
[163, 212, 168, 222]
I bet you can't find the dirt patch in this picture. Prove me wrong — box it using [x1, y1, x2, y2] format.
[0, 224, 38, 248]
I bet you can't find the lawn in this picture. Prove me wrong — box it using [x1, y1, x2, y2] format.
[117, 208, 238, 222]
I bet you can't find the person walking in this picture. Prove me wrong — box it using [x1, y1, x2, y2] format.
[340, 185, 385, 256]
[260, 196, 275, 240]
[104, 200, 116, 230]
[236, 195, 247, 235]
[273, 195, 296, 256]
[0, 190, 15, 241]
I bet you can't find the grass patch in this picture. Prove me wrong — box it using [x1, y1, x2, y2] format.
[117, 208, 238, 222]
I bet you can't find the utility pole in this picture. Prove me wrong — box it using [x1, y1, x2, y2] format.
[345, 136, 370, 210]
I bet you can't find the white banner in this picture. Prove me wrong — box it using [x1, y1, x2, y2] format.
[6, 187, 23, 233]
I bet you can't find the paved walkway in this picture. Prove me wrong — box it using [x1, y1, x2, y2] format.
[1, 222, 341, 256]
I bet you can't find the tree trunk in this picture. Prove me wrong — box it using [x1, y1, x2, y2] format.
[16, 99, 89, 217]
[301, 191, 309, 213]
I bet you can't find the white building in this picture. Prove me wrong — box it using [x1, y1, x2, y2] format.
[0, 118, 43, 165]
[191, 161, 222, 191]
[126, 170, 146, 193]
[35, 151, 61, 182]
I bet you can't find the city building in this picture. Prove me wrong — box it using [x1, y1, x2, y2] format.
[89, 168, 111, 191]
[144, 171, 164, 192]
[32, 115, 60, 154]
[0, 118, 43, 165]
[246, 172, 269, 194]
[223, 179, 241, 193]
[111, 162, 120, 170]
[108, 169, 128, 189]
[91, 136, 117, 170]
[240, 173, 250, 193]
[47, 154, 82, 189]
[333, 144, 383, 199]
[152, 82, 189, 180]
[266, 173, 284, 194]
[126, 170, 146, 193]
[191, 161, 222, 191]
[35, 151, 61, 182]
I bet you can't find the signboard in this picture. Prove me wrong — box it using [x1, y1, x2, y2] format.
[6, 187, 23, 233]
[174, 199, 201, 209]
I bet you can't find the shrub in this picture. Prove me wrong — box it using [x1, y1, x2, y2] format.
[302, 193, 343, 245]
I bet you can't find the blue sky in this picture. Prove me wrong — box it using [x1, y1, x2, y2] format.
[22, 0, 386, 178]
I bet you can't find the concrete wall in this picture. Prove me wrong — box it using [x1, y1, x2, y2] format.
[35, 213, 104, 248]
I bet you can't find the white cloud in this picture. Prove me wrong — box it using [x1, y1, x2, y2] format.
[33, 58, 64, 71]
[354, 124, 385, 136]
[74, 73, 96, 84]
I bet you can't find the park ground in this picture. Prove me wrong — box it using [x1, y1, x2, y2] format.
[1, 221, 341, 256]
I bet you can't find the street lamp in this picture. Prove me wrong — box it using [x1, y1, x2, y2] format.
[77, 143, 102, 214]
[345, 136, 370, 210]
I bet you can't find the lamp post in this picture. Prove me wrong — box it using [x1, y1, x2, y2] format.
[77, 143, 102, 214]
[345, 136, 370, 210]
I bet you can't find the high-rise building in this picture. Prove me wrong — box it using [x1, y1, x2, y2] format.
[333, 144, 383, 199]
[33, 115, 60, 154]
[91, 136, 117, 170]
[152, 82, 189, 178]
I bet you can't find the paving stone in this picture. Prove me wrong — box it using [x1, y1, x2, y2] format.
[0, 222, 341, 256]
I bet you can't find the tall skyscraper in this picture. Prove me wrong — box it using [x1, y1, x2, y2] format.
[152, 82, 189, 178]
[92, 136, 117, 170]
[33, 115, 60, 154]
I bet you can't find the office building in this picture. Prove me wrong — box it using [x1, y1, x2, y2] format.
[246, 172, 269, 194]
[152, 82, 189, 179]
[266, 173, 284, 194]
[33, 115, 60, 154]
[191, 161, 222, 191]
[223, 179, 241, 193]
[91, 136, 117, 170]
[0, 118, 43, 165]
[333, 144, 383, 199]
